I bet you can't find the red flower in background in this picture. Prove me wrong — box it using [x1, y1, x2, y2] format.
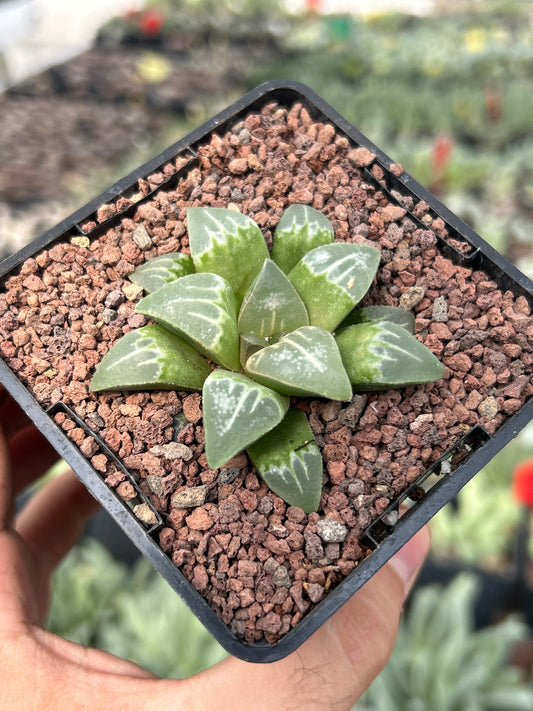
[139, 10, 164, 36]
[430, 134, 454, 196]
[513, 459, 533, 508]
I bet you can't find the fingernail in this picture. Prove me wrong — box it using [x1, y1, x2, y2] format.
[388, 528, 430, 595]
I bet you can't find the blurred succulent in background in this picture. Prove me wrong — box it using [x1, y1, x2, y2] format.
[91, 204, 443, 512]
[48, 539, 225, 677]
[353, 575, 533, 711]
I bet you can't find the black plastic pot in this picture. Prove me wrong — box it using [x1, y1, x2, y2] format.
[1, 80, 532, 663]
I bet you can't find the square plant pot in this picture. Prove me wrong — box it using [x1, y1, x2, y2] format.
[0, 80, 532, 663]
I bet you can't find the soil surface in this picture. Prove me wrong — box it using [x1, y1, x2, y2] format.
[1, 99, 532, 644]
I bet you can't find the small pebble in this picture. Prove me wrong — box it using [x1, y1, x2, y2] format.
[171, 484, 209, 509]
[400, 286, 426, 310]
[132, 224, 153, 250]
[316, 519, 348, 543]
[432, 296, 449, 323]
[133, 503, 158, 526]
[101, 308, 117, 324]
[105, 290, 125, 309]
[123, 283, 144, 301]
[478, 396, 499, 419]
[150, 442, 193, 461]
[272, 565, 291, 588]
[71, 236, 90, 248]
[218, 467, 240, 484]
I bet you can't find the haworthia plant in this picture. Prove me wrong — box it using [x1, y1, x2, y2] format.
[129, 253, 194, 293]
[288, 242, 381, 331]
[335, 321, 445, 390]
[245, 326, 352, 401]
[338, 305, 416, 333]
[91, 204, 445, 512]
[239, 333, 268, 368]
[237, 259, 308, 338]
[203, 370, 289, 469]
[248, 408, 323, 513]
[271, 204, 334, 274]
[90, 324, 210, 393]
[187, 206, 268, 303]
[136, 272, 240, 371]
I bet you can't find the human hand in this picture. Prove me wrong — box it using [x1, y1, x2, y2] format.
[0, 387, 430, 711]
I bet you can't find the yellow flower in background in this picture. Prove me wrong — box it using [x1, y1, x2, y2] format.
[464, 28, 487, 54]
[136, 52, 172, 84]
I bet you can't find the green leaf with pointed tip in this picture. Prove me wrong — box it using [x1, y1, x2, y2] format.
[129, 253, 194, 293]
[335, 321, 445, 390]
[187, 207, 268, 303]
[245, 326, 352, 400]
[90, 324, 210, 393]
[248, 408, 323, 513]
[289, 242, 381, 331]
[240, 333, 268, 368]
[136, 272, 240, 371]
[237, 259, 309, 338]
[338, 305, 415, 333]
[203, 370, 289, 470]
[271, 204, 334, 274]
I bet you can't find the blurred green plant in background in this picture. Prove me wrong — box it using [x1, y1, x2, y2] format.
[47, 539, 226, 677]
[352, 575, 533, 711]
[247, 0, 533, 276]
[431, 434, 533, 568]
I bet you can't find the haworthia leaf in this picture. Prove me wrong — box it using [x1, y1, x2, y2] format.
[271, 204, 334, 274]
[136, 272, 240, 371]
[245, 326, 352, 401]
[90, 324, 210, 393]
[203, 370, 289, 470]
[338, 305, 416, 333]
[335, 321, 445, 390]
[187, 207, 268, 303]
[248, 408, 323, 513]
[289, 242, 381, 331]
[129, 253, 194, 293]
[240, 333, 268, 368]
[237, 259, 309, 338]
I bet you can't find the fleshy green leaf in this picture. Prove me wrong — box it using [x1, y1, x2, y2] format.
[245, 326, 352, 400]
[240, 333, 268, 368]
[136, 273, 240, 371]
[187, 207, 268, 303]
[237, 259, 309, 338]
[90, 324, 210, 392]
[129, 253, 194, 293]
[288, 242, 381, 331]
[338, 305, 416, 333]
[271, 204, 334, 274]
[203, 370, 289, 470]
[335, 321, 445, 390]
[248, 408, 323, 513]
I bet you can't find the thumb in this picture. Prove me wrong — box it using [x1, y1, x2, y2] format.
[150, 525, 431, 711]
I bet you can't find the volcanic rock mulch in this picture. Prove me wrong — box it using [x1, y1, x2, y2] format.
[1, 100, 532, 644]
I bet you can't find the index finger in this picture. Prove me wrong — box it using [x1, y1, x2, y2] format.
[0, 388, 60, 521]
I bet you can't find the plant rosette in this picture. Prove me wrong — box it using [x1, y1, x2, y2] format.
[90, 204, 444, 514]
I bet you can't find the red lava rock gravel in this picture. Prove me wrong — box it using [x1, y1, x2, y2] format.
[0, 99, 532, 645]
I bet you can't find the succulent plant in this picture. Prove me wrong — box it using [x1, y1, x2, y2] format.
[91, 204, 444, 512]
